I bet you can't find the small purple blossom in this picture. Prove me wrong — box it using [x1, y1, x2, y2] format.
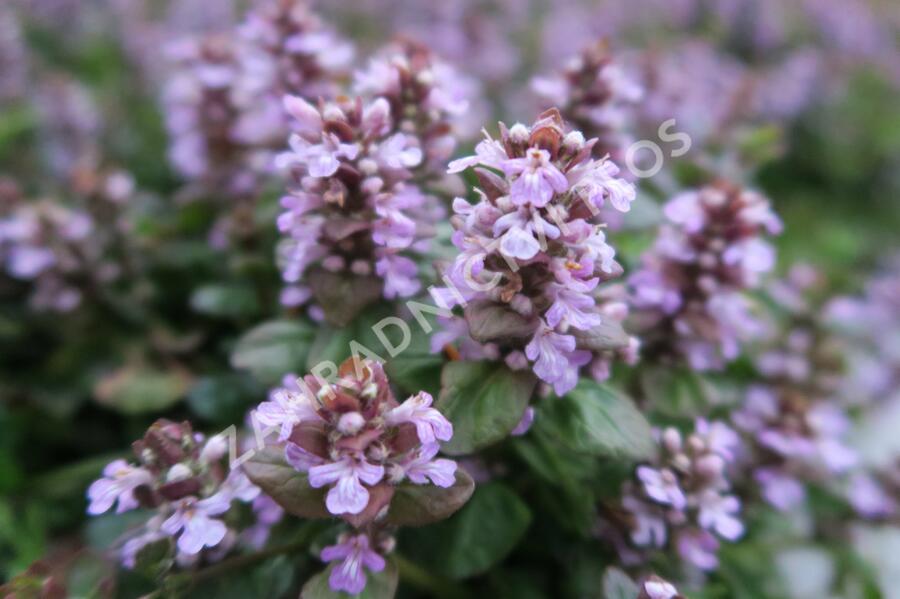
[394, 443, 458, 487]
[321, 533, 386, 595]
[309, 456, 386, 516]
[384, 391, 453, 444]
[86, 459, 153, 515]
[161, 494, 231, 555]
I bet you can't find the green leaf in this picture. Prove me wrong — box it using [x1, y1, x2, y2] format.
[436, 361, 537, 456]
[306, 326, 357, 371]
[308, 268, 384, 327]
[93, 364, 190, 414]
[639, 366, 718, 418]
[242, 448, 329, 519]
[384, 330, 444, 397]
[301, 559, 398, 599]
[401, 482, 532, 580]
[464, 300, 537, 344]
[537, 380, 655, 461]
[187, 374, 259, 424]
[189, 555, 299, 599]
[305, 305, 394, 371]
[190, 284, 260, 318]
[387, 469, 475, 527]
[572, 320, 629, 351]
[603, 567, 640, 599]
[231, 320, 315, 385]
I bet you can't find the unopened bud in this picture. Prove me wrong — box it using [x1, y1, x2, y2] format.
[563, 131, 585, 152]
[508, 123, 530, 144]
[337, 412, 366, 435]
[358, 158, 378, 175]
[662, 428, 682, 453]
[351, 260, 372, 276]
[696, 454, 725, 479]
[166, 463, 193, 483]
[200, 434, 228, 464]
[361, 176, 384, 195]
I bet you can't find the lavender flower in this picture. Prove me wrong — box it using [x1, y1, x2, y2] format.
[0, 184, 107, 313]
[431, 109, 637, 395]
[85, 420, 270, 568]
[321, 532, 387, 595]
[275, 95, 442, 320]
[630, 182, 781, 370]
[532, 40, 642, 161]
[256, 358, 456, 517]
[607, 420, 744, 571]
[639, 575, 684, 599]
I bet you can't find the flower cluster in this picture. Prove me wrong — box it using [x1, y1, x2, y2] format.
[275, 94, 443, 319]
[256, 358, 456, 517]
[163, 1, 354, 198]
[611, 420, 744, 571]
[431, 108, 637, 394]
[532, 40, 642, 161]
[735, 383, 856, 512]
[630, 181, 782, 370]
[255, 358, 457, 594]
[0, 183, 106, 313]
[826, 253, 900, 405]
[732, 266, 857, 511]
[86, 420, 274, 568]
[240, 0, 353, 100]
[354, 38, 479, 173]
[163, 34, 276, 196]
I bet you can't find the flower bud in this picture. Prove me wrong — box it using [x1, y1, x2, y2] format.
[563, 131, 585, 152]
[200, 434, 228, 464]
[166, 463, 193, 483]
[337, 412, 366, 435]
[695, 454, 725, 479]
[662, 428, 682, 453]
[508, 123, 530, 144]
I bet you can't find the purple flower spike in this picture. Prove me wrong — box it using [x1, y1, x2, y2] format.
[432, 109, 638, 395]
[265, 358, 459, 521]
[85, 419, 264, 567]
[533, 41, 641, 163]
[276, 96, 443, 318]
[631, 182, 780, 369]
